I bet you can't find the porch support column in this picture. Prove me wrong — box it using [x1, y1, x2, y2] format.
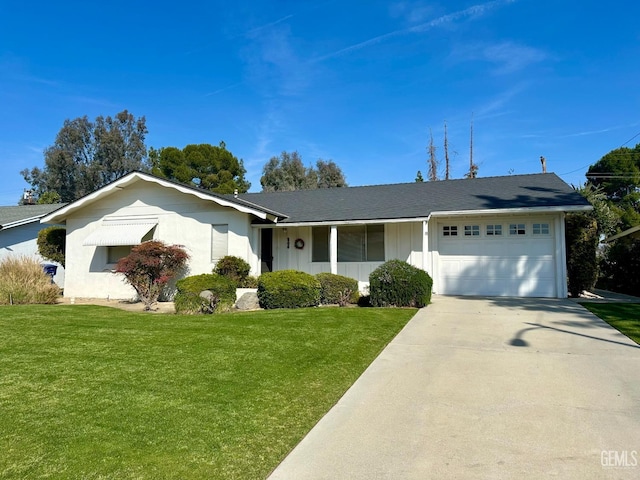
[422, 219, 429, 273]
[330, 225, 338, 274]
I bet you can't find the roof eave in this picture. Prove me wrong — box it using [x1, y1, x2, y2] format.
[2, 215, 47, 230]
[430, 205, 593, 217]
[604, 225, 640, 243]
[41, 171, 276, 223]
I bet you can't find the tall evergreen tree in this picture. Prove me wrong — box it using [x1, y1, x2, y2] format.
[21, 110, 149, 203]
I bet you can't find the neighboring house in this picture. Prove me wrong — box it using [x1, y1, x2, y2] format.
[604, 225, 640, 242]
[41, 171, 591, 300]
[0, 204, 66, 287]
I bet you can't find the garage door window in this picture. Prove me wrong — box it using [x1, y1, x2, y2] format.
[464, 225, 480, 236]
[486, 224, 502, 236]
[533, 223, 550, 235]
[509, 223, 526, 235]
[443, 226, 458, 237]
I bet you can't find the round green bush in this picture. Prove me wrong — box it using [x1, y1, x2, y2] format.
[174, 273, 236, 314]
[213, 255, 251, 287]
[257, 270, 321, 309]
[316, 272, 359, 306]
[369, 260, 432, 307]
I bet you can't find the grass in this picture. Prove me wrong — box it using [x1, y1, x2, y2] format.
[0, 305, 416, 479]
[581, 302, 640, 344]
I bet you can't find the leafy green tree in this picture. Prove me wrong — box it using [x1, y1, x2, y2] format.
[586, 145, 640, 201]
[21, 110, 149, 202]
[565, 214, 598, 297]
[260, 151, 347, 192]
[574, 183, 620, 238]
[37, 226, 66, 267]
[151, 142, 250, 194]
[36, 191, 62, 205]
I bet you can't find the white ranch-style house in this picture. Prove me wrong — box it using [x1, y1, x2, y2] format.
[0, 204, 66, 287]
[41, 171, 592, 300]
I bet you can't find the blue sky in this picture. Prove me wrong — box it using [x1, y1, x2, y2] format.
[1, 0, 639, 204]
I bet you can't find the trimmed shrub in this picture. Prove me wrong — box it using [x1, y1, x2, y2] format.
[37, 226, 66, 267]
[0, 256, 60, 305]
[240, 275, 259, 288]
[369, 260, 432, 307]
[257, 270, 321, 309]
[174, 274, 236, 314]
[316, 273, 359, 306]
[213, 255, 251, 287]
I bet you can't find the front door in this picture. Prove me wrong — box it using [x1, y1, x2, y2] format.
[261, 229, 273, 273]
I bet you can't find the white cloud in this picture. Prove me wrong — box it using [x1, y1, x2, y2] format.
[452, 41, 547, 74]
[312, 0, 517, 62]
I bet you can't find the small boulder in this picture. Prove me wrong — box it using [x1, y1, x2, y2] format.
[235, 291, 260, 310]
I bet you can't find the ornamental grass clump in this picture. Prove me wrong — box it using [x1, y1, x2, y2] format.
[115, 241, 189, 310]
[369, 259, 432, 307]
[257, 270, 321, 309]
[0, 256, 59, 305]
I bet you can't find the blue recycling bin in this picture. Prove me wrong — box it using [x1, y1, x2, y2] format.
[42, 264, 58, 281]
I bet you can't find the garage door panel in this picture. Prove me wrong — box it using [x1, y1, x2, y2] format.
[437, 220, 557, 297]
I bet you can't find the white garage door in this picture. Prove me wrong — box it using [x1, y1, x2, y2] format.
[436, 220, 557, 297]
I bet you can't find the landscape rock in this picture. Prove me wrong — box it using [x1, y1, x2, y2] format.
[235, 291, 260, 310]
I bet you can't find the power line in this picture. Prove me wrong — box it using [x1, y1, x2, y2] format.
[620, 130, 640, 147]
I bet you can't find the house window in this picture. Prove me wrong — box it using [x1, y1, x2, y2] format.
[311, 225, 384, 262]
[533, 223, 550, 235]
[464, 225, 480, 236]
[337, 224, 384, 262]
[312, 226, 329, 262]
[486, 224, 502, 236]
[443, 225, 458, 237]
[509, 223, 526, 235]
[212, 224, 228, 261]
[107, 245, 132, 264]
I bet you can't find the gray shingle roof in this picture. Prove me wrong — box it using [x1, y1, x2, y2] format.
[235, 173, 591, 224]
[0, 204, 66, 229]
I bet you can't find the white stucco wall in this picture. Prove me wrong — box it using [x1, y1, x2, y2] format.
[62, 182, 257, 299]
[0, 222, 65, 287]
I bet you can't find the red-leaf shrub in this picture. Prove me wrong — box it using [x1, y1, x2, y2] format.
[115, 241, 189, 310]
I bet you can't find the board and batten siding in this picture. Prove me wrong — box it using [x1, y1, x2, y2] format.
[268, 221, 424, 291]
[62, 182, 258, 299]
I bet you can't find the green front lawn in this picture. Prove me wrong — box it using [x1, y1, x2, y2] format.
[0, 305, 416, 479]
[581, 302, 640, 344]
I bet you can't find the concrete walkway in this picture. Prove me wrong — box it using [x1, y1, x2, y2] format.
[268, 296, 640, 479]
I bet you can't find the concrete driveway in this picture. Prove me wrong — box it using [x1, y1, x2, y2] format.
[268, 296, 640, 480]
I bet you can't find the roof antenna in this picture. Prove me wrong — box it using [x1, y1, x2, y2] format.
[540, 156, 547, 173]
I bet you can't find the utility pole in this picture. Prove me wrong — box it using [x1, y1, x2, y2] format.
[466, 114, 478, 178]
[444, 121, 450, 180]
